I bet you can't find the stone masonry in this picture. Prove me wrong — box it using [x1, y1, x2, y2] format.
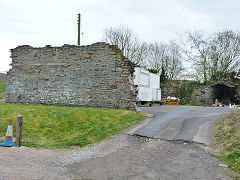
[6, 42, 137, 110]
[161, 81, 240, 105]
[161, 82, 215, 104]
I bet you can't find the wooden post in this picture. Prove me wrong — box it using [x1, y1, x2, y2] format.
[15, 115, 23, 147]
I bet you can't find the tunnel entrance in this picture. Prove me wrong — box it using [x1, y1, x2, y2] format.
[212, 84, 238, 105]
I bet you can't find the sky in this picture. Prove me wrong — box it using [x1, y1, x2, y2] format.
[0, 0, 240, 72]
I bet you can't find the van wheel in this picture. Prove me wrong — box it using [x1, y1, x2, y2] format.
[141, 101, 146, 105]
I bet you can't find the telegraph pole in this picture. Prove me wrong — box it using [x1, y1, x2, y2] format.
[77, 13, 81, 46]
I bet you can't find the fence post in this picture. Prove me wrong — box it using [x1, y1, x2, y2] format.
[15, 115, 23, 147]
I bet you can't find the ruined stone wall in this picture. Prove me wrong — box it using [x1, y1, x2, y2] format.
[161, 81, 240, 105]
[236, 85, 240, 104]
[6, 42, 136, 110]
[191, 86, 214, 104]
[161, 81, 214, 104]
[161, 82, 179, 98]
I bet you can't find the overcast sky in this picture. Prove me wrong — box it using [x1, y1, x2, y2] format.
[0, 0, 240, 72]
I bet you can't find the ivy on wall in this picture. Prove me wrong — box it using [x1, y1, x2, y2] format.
[176, 82, 193, 104]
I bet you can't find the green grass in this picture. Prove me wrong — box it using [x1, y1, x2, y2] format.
[215, 110, 240, 177]
[0, 81, 6, 93]
[0, 103, 144, 148]
[180, 101, 209, 106]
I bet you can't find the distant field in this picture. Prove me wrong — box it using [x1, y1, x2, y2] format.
[0, 103, 144, 148]
[0, 81, 6, 93]
[0, 81, 6, 101]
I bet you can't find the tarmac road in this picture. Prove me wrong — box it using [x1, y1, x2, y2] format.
[131, 105, 233, 145]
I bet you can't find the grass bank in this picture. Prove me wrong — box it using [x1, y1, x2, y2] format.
[215, 110, 240, 177]
[0, 104, 144, 148]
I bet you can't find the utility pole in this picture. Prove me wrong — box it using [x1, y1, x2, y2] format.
[77, 13, 81, 46]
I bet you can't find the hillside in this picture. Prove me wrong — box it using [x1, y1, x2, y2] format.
[0, 73, 6, 81]
[0, 81, 6, 102]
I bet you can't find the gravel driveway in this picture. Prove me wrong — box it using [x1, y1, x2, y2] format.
[0, 134, 232, 180]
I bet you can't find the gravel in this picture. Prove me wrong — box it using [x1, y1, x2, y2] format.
[0, 134, 233, 180]
[63, 135, 232, 180]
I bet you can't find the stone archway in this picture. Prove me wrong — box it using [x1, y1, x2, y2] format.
[212, 84, 238, 105]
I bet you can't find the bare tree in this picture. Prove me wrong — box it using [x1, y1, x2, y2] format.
[209, 30, 240, 81]
[164, 41, 184, 80]
[181, 30, 240, 82]
[181, 31, 211, 82]
[146, 42, 166, 72]
[145, 41, 183, 80]
[130, 42, 148, 67]
[102, 26, 147, 66]
[103, 26, 184, 79]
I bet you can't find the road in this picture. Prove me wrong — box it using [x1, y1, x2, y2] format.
[131, 105, 233, 145]
[0, 106, 235, 180]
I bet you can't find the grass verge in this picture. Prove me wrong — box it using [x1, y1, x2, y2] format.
[0, 103, 144, 148]
[215, 110, 240, 177]
[180, 101, 209, 106]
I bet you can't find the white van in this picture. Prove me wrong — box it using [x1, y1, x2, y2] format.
[134, 67, 161, 104]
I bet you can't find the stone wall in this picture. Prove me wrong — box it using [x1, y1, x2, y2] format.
[6, 42, 137, 110]
[161, 81, 240, 105]
[161, 82, 178, 98]
[161, 81, 215, 105]
[235, 85, 240, 104]
[191, 86, 214, 104]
